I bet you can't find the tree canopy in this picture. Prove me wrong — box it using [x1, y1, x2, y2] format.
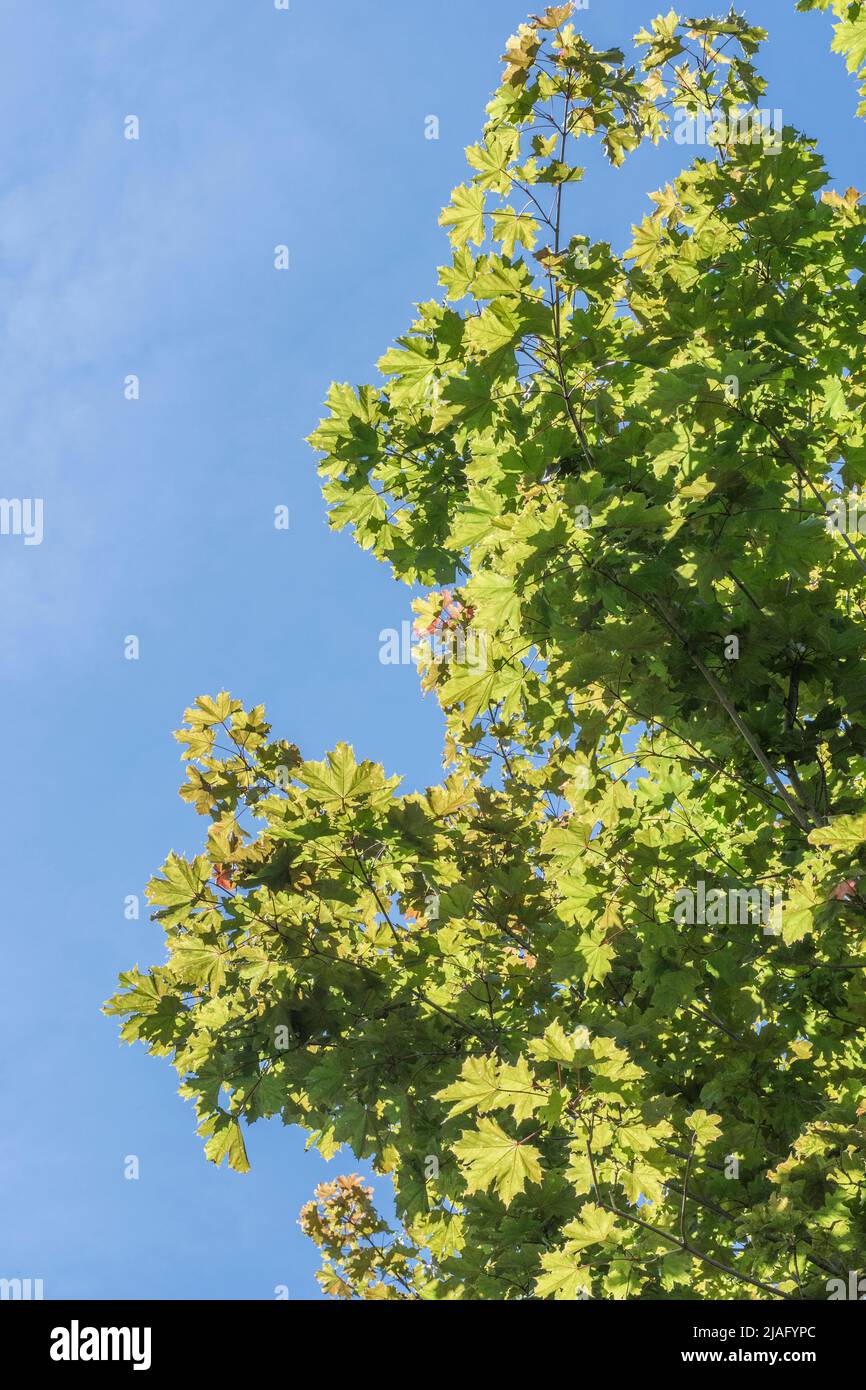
[106, 3, 866, 1299]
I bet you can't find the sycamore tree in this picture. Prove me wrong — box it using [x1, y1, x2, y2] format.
[106, 4, 866, 1300]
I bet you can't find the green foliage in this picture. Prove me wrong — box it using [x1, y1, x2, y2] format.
[106, 3, 866, 1299]
[798, 1, 866, 115]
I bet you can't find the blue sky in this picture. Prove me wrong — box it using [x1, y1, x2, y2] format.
[0, 0, 862, 1301]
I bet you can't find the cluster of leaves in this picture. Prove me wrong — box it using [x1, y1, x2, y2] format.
[107, 5, 866, 1299]
[299, 1175, 427, 1299]
[798, 1, 866, 117]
